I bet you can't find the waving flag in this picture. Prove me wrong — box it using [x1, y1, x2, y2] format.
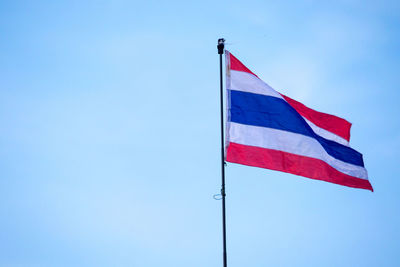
[225, 51, 373, 191]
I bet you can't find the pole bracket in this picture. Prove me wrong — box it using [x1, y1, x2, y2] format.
[221, 188, 226, 197]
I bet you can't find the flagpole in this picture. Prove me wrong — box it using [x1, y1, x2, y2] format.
[217, 38, 227, 267]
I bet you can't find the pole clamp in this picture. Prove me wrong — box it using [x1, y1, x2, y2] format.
[221, 187, 226, 197]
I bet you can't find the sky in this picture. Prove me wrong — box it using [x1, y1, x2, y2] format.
[1, 0, 400, 266]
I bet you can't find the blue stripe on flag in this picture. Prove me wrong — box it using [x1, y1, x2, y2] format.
[229, 90, 364, 167]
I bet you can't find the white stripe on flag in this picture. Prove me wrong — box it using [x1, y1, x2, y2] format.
[303, 118, 349, 146]
[227, 122, 368, 180]
[228, 69, 350, 147]
[229, 70, 283, 99]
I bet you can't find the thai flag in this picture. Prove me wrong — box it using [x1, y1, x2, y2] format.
[225, 51, 373, 191]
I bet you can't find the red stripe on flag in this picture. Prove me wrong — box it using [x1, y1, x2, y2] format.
[227, 51, 351, 141]
[226, 142, 373, 191]
[281, 94, 352, 141]
[228, 52, 259, 78]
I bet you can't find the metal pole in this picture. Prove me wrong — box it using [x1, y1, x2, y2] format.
[217, 38, 227, 267]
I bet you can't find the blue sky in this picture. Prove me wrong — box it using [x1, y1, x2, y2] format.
[1, 0, 400, 266]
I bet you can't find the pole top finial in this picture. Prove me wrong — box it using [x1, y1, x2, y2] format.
[217, 38, 225, 54]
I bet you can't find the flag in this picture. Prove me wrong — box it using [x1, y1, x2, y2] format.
[225, 51, 373, 191]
